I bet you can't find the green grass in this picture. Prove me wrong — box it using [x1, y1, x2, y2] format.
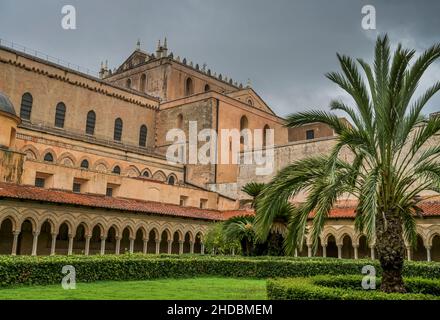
[0, 277, 267, 300]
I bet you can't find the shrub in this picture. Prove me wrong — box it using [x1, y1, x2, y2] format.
[0, 254, 438, 288]
[266, 275, 440, 300]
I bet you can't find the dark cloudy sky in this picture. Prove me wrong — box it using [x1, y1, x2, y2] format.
[0, 0, 439, 116]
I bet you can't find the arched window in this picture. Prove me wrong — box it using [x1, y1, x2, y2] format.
[20, 92, 33, 120]
[240, 115, 248, 131]
[204, 84, 210, 92]
[54, 102, 66, 128]
[185, 77, 193, 96]
[114, 118, 123, 141]
[126, 78, 132, 89]
[247, 98, 253, 106]
[139, 125, 148, 147]
[177, 114, 183, 129]
[86, 110, 96, 135]
[240, 115, 249, 145]
[80, 159, 89, 169]
[168, 175, 176, 185]
[140, 74, 147, 92]
[263, 124, 270, 147]
[112, 166, 121, 175]
[44, 152, 54, 162]
[142, 171, 150, 178]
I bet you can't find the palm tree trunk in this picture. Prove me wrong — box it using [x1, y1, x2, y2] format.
[375, 210, 406, 293]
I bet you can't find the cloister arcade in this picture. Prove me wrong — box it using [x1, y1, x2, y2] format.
[1, 204, 440, 261]
[0, 205, 206, 256]
[295, 223, 440, 262]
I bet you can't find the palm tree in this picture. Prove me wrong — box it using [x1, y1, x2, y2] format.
[241, 182, 267, 208]
[242, 182, 294, 255]
[257, 35, 440, 293]
[222, 215, 255, 256]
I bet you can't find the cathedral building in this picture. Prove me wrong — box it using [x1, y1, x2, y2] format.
[0, 39, 439, 260]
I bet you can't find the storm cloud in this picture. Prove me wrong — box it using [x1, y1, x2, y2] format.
[0, 0, 439, 116]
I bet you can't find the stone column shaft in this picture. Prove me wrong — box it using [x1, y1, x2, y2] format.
[11, 231, 20, 256]
[31, 232, 40, 256]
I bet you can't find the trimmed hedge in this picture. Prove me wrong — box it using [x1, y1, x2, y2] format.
[267, 275, 440, 300]
[0, 254, 439, 287]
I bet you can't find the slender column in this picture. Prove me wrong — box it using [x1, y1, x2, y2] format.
[406, 246, 412, 261]
[201, 243, 205, 255]
[337, 244, 342, 259]
[370, 246, 375, 260]
[179, 241, 184, 255]
[67, 234, 74, 255]
[167, 240, 172, 254]
[353, 245, 359, 260]
[115, 236, 121, 255]
[294, 248, 298, 257]
[143, 239, 148, 254]
[426, 246, 432, 262]
[31, 231, 40, 256]
[155, 240, 160, 254]
[190, 241, 194, 254]
[84, 235, 91, 256]
[100, 236, 106, 255]
[50, 233, 57, 256]
[232, 248, 235, 256]
[11, 231, 20, 256]
[322, 245, 327, 258]
[307, 245, 312, 258]
[129, 237, 135, 254]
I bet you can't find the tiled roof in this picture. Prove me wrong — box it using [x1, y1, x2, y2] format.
[0, 182, 223, 221]
[310, 200, 440, 219]
[219, 200, 440, 220]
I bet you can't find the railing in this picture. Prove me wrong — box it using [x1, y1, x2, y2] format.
[0, 38, 99, 77]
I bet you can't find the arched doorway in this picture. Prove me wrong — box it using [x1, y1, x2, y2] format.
[73, 224, 86, 254]
[160, 230, 169, 253]
[0, 218, 14, 254]
[89, 225, 102, 255]
[120, 228, 131, 254]
[134, 229, 144, 253]
[432, 235, 440, 262]
[341, 235, 353, 259]
[412, 235, 426, 261]
[183, 232, 192, 253]
[55, 223, 70, 255]
[194, 232, 202, 254]
[326, 235, 338, 258]
[171, 232, 180, 254]
[147, 229, 157, 254]
[17, 220, 34, 255]
[37, 221, 52, 255]
[106, 227, 117, 254]
[358, 235, 370, 259]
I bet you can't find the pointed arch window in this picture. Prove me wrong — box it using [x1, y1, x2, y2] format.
[185, 77, 194, 96]
[139, 125, 148, 147]
[114, 118, 123, 141]
[80, 159, 89, 169]
[44, 152, 54, 162]
[112, 166, 121, 175]
[86, 110, 96, 135]
[55, 102, 66, 128]
[20, 92, 33, 120]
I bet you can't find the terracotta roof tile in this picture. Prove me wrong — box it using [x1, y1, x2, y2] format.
[218, 200, 440, 220]
[0, 182, 222, 221]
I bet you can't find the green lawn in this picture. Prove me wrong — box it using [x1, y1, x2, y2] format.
[0, 277, 267, 300]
